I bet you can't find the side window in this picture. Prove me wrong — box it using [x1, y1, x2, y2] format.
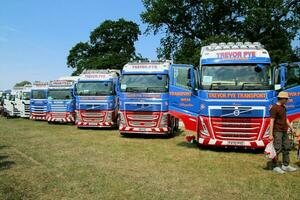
[275, 68, 280, 85]
[193, 68, 199, 90]
[173, 67, 191, 90]
[286, 66, 300, 89]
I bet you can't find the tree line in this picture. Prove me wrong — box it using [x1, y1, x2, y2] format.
[67, 0, 300, 75]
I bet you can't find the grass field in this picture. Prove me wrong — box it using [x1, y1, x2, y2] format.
[0, 117, 299, 200]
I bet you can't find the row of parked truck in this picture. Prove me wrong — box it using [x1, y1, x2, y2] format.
[1, 41, 300, 149]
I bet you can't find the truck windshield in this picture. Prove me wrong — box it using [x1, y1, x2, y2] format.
[76, 81, 114, 96]
[120, 74, 168, 93]
[48, 89, 72, 100]
[31, 90, 47, 99]
[22, 92, 30, 100]
[9, 95, 15, 101]
[201, 64, 272, 90]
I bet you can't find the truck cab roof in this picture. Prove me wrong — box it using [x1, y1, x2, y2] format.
[200, 42, 271, 65]
[48, 80, 74, 90]
[31, 81, 49, 90]
[122, 60, 172, 74]
[78, 69, 119, 82]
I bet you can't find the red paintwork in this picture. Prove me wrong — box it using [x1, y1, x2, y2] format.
[287, 113, 300, 124]
[169, 110, 198, 132]
[119, 110, 170, 134]
[170, 110, 271, 148]
[76, 110, 116, 127]
[46, 112, 75, 123]
[30, 112, 47, 121]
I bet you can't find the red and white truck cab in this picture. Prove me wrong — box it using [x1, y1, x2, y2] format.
[169, 42, 276, 148]
[118, 60, 178, 135]
[74, 70, 119, 128]
[46, 79, 77, 123]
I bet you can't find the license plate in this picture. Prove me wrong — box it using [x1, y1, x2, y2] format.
[89, 123, 97, 126]
[139, 128, 146, 131]
[223, 141, 246, 146]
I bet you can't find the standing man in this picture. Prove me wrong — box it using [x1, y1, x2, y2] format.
[269, 91, 298, 174]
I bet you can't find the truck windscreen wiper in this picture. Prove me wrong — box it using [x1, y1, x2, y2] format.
[126, 87, 146, 93]
[95, 91, 111, 96]
[146, 87, 167, 93]
[241, 82, 262, 90]
[209, 82, 234, 90]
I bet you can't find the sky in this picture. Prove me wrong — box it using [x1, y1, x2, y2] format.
[0, 1, 299, 90]
[0, 0, 163, 90]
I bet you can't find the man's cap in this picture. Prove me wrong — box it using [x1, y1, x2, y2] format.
[277, 91, 289, 99]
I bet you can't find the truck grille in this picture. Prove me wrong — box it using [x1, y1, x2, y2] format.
[52, 112, 67, 118]
[31, 105, 47, 113]
[80, 111, 106, 123]
[127, 114, 159, 120]
[125, 112, 160, 127]
[24, 104, 30, 112]
[50, 104, 67, 112]
[79, 103, 108, 110]
[211, 118, 262, 140]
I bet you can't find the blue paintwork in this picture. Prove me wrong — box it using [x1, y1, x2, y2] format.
[119, 68, 169, 112]
[75, 79, 118, 111]
[30, 89, 48, 113]
[278, 62, 300, 117]
[169, 61, 300, 127]
[47, 88, 76, 113]
[118, 92, 168, 112]
[75, 95, 117, 111]
[169, 61, 274, 123]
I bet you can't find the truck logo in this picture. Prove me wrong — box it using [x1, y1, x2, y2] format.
[233, 109, 240, 116]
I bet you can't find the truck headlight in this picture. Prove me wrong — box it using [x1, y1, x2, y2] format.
[106, 112, 112, 121]
[76, 111, 81, 121]
[159, 113, 169, 127]
[119, 112, 126, 125]
[200, 116, 209, 136]
[263, 125, 270, 138]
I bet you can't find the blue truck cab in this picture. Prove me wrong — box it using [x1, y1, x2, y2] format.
[118, 60, 178, 135]
[274, 62, 300, 124]
[46, 78, 77, 123]
[74, 70, 119, 128]
[30, 81, 49, 120]
[169, 42, 277, 148]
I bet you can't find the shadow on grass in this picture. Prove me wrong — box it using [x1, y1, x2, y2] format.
[120, 129, 185, 140]
[77, 127, 117, 131]
[47, 121, 76, 126]
[0, 145, 15, 171]
[177, 141, 264, 154]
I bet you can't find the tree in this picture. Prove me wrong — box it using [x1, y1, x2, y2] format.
[14, 81, 31, 87]
[141, 0, 300, 66]
[67, 19, 141, 75]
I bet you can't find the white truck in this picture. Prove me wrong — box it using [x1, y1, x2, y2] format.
[15, 84, 32, 118]
[3, 89, 21, 118]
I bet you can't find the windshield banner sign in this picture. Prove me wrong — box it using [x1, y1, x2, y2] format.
[208, 92, 266, 99]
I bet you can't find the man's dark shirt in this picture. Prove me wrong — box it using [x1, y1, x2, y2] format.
[270, 104, 288, 131]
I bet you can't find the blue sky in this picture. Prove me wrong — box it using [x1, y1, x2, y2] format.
[0, 0, 163, 90]
[0, 1, 299, 90]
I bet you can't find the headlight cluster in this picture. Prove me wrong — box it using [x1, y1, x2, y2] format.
[263, 125, 270, 138]
[119, 112, 126, 125]
[76, 111, 81, 121]
[159, 113, 169, 127]
[106, 112, 112, 121]
[200, 116, 209, 136]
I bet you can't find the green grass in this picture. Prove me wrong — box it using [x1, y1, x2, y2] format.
[0, 117, 299, 200]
